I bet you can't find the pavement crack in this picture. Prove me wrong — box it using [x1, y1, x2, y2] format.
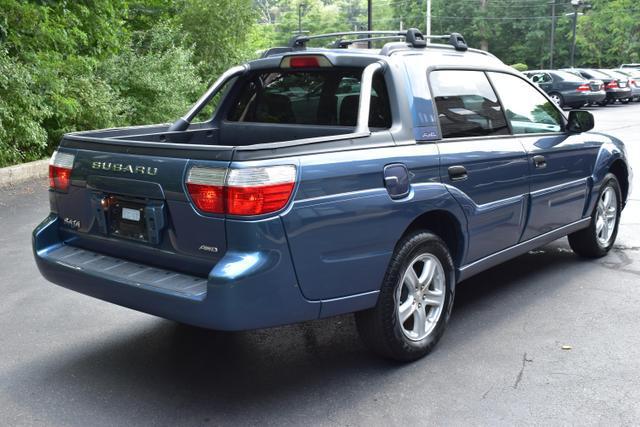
[481, 386, 492, 400]
[513, 352, 533, 389]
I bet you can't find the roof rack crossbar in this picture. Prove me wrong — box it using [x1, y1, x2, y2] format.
[289, 28, 468, 51]
[331, 35, 406, 48]
[290, 31, 405, 48]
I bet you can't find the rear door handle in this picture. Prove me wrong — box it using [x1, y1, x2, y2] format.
[533, 155, 547, 169]
[448, 165, 468, 181]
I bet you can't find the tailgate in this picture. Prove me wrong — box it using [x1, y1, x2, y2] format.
[51, 145, 229, 276]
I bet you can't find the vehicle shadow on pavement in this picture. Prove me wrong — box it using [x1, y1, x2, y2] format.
[7, 241, 586, 424]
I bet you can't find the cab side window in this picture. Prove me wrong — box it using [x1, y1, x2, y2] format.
[488, 72, 564, 134]
[430, 70, 509, 139]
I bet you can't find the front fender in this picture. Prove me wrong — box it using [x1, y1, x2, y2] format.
[589, 133, 631, 213]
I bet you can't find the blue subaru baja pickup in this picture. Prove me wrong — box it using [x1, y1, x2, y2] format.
[33, 29, 632, 361]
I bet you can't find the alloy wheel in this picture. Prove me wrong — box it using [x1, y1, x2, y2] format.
[395, 253, 446, 341]
[595, 186, 617, 247]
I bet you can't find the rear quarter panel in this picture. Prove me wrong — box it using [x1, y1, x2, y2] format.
[279, 143, 467, 301]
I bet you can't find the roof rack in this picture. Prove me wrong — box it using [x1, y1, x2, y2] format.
[288, 28, 468, 52]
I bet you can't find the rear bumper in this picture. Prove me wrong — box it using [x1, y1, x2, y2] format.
[564, 91, 606, 105]
[33, 215, 320, 330]
[606, 88, 632, 100]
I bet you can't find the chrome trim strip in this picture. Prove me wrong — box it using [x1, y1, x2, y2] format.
[458, 217, 591, 282]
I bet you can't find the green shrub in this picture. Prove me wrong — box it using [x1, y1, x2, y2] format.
[0, 49, 51, 166]
[511, 63, 529, 72]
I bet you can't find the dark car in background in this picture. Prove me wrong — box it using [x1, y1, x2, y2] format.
[611, 69, 640, 101]
[523, 70, 605, 109]
[597, 69, 634, 103]
[564, 68, 632, 105]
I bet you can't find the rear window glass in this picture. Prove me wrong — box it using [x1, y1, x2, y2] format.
[553, 71, 586, 82]
[227, 68, 391, 128]
[585, 69, 611, 79]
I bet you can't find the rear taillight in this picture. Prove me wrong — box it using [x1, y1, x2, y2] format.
[606, 80, 618, 89]
[630, 79, 637, 87]
[226, 166, 296, 215]
[577, 84, 590, 91]
[186, 166, 226, 214]
[49, 151, 75, 191]
[186, 165, 296, 216]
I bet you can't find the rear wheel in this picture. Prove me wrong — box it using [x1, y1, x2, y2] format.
[356, 231, 455, 362]
[597, 99, 609, 106]
[621, 98, 630, 104]
[568, 174, 621, 258]
[549, 92, 564, 108]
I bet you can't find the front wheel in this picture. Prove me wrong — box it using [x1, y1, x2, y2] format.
[355, 231, 455, 362]
[568, 173, 622, 258]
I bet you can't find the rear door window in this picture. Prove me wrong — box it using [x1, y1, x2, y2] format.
[227, 69, 391, 128]
[429, 70, 509, 138]
[488, 72, 564, 134]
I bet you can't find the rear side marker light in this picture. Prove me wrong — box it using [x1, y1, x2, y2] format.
[49, 151, 75, 191]
[185, 165, 296, 216]
[280, 55, 332, 69]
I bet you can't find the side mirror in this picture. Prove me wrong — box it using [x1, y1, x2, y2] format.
[567, 110, 594, 133]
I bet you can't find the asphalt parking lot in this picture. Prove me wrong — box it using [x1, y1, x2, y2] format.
[1, 103, 639, 426]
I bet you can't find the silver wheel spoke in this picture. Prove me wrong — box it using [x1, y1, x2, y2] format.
[423, 288, 444, 307]
[602, 191, 611, 210]
[419, 259, 436, 288]
[413, 306, 427, 337]
[398, 296, 416, 323]
[404, 268, 419, 292]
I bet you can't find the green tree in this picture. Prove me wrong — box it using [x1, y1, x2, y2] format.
[99, 22, 204, 125]
[177, 0, 258, 82]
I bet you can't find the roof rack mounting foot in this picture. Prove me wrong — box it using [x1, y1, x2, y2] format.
[405, 28, 427, 48]
[448, 33, 468, 51]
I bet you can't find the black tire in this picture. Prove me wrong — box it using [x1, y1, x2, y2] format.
[568, 173, 622, 258]
[597, 99, 609, 106]
[621, 98, 630, 104]
[355, 231, 455, 362]
[549, 92, 564, 108]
